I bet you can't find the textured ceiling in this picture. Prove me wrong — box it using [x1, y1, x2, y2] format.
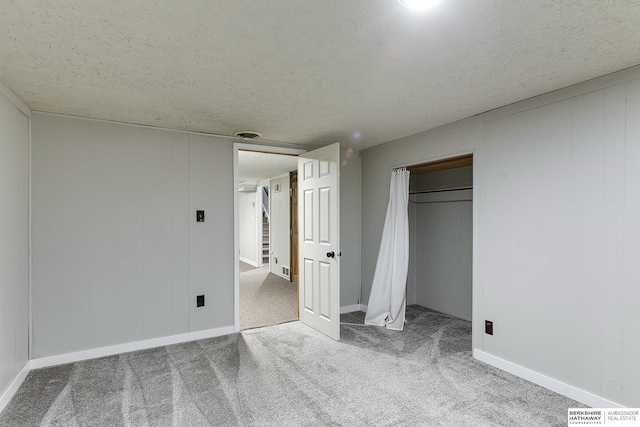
[238, 150, 298, 182]
[2, 1, 640, 150]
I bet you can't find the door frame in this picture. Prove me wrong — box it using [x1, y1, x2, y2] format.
[289, 170, 299, 286]
[233, 143, 307, 332]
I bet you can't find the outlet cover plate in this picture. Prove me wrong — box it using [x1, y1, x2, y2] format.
[485, 320, 493, 335]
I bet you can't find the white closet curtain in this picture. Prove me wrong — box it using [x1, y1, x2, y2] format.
[364, 168, 410, 331]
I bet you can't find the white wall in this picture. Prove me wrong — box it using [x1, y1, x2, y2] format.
[269, 175, 290, 279]
[31, 113, 234, 358]
[361, 70, 640, 407]
[0, 89, 29, 401]
[238, 190, 259, 266]
[408, 190, 472, 321]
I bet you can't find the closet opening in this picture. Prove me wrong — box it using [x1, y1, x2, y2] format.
[406, 154, 473, 348]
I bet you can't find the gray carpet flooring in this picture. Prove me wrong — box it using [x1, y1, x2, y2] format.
[0, 306, 582, 426]
[239, 262, 257, 274]
[239, 262, 298, 330]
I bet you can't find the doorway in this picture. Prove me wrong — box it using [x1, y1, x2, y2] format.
[406, 155, 473, 342]
[235, 147, 303, 331]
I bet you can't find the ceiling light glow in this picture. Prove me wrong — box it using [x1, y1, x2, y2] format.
[398, 0, 441, 11]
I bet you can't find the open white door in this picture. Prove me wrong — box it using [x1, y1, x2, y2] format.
[298, 143, 340, 340]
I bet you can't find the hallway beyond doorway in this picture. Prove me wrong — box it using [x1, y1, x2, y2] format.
[239, 262, 298, 330]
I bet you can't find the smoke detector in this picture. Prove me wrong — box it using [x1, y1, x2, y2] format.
[233, 131, 262, 139]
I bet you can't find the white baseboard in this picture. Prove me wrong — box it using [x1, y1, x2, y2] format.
[6, 326, 623, 414]
[30, 326, 236, 370]
[239, 257, 259, 267]
[340, 304, 367, 314]
[473, 350, 623, 409]
[0, 362, 30, 414]
[2, 327, 236, 414]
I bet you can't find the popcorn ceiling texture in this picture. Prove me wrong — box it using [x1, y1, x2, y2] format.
[1, 0, 640, 149]
[238, 150, 298, 182]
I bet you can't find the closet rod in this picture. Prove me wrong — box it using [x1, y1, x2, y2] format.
[409, 185, 472, 195]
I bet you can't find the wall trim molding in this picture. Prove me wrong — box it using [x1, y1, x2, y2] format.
[340, 304, 367, 314]
[1, 332, 623, 415]
[32, 111, 311, 151]
[2, 327, 235, 414]
[473, 350, 623, 409]
[239, 257, 259, 267]
[0, 362, 30, 414]
[30, 326, 235, 370]
[0, 80, 31, 118]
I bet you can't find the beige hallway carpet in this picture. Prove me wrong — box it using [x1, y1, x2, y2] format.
[239, 262, 298, 330]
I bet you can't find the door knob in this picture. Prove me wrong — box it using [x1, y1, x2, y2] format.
[326, 251, 335, 258]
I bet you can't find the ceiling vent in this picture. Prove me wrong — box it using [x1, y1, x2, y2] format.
[234, 131, 262, 139]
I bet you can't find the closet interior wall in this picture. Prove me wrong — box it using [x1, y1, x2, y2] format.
[407, 166, 473, 321]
